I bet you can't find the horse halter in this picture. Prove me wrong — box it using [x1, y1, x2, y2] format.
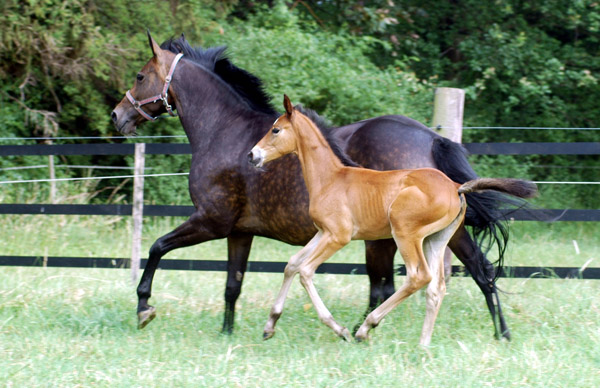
[126, 53, 184, 121]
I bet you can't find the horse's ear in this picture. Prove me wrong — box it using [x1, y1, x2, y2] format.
[146, 30, 162, 61]
[283, 94, 294, 117]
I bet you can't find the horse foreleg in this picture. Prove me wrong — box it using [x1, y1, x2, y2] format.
[137, 213, 225, 329]
[222, 233, 253, 334]
[263, 232, 322, 340]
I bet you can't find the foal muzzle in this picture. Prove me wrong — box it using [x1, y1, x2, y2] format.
[248, 147, 265, 168]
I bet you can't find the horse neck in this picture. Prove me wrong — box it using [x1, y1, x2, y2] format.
[170, 61, 275, 151]
[293, 115, 345, 196]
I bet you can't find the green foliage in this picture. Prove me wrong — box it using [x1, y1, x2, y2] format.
[0, 0, 597, 208]
[219, 3, 432, 126]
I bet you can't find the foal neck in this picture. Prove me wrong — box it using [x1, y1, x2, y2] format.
[293, 114, 345, 194]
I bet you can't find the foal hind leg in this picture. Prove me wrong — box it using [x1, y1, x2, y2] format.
[263, 232, 322, 339]
[420, 206, 465, 346]
[355, 239, 432, 342]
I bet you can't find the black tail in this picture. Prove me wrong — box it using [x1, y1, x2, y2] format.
[431, 137, 535, 281]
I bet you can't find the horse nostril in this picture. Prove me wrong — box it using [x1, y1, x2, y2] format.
[247, 151, 254, 164]
[111, 111, 118, 123]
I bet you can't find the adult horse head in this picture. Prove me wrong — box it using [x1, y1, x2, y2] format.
[112, 31, 182, 135]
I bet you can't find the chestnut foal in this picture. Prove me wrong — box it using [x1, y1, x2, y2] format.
[248, 95, 536, 345]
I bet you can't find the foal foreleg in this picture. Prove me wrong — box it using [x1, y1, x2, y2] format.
[298, 235, 351, 341]
[263, 232, 322, 339]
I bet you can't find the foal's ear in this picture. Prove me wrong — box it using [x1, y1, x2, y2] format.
[146, 30, 163, 62]
[283, 94, 294, 117]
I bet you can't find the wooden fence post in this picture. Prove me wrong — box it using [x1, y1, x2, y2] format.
[431, 87, 465, 279]
[131, 143, 146, 284]
[431, 87, 465, 143]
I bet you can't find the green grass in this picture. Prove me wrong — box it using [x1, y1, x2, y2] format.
[0, 216, 599, 386]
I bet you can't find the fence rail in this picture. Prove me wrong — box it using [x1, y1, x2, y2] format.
[0, 204, 598, 221]
[1, 141, 598, 279]
[0, 256, 598, 280]
[1, 142, 599, 156]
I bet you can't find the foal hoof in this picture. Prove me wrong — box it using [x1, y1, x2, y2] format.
[137, 306, 156, 329]
[354, 326, 370, 343]
[339, 328, 352, 342]
[263, 330, 275, 340]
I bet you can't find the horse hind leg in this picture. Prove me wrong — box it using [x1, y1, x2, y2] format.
[419, 200, 466, 346]
[448, 227, 511, 340]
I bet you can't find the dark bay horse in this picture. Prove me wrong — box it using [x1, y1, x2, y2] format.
[249, 95, 535, 344]
[111, 32, 522, 339]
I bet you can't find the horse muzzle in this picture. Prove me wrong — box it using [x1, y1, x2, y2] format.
[248, 147, 265, 168]
[111, 105, 138, 136]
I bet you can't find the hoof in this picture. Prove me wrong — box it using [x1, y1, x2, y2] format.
[354, 326, 370, 343]
[339, 328, 352, 342]
[137, 306, 156, 329]
[263, 331, 275, 340]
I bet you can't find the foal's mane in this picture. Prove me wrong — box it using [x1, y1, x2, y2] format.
[160, 36, 278, 116]
[295, 105, 360, 168]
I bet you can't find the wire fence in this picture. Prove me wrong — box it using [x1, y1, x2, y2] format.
[0, 125, 598, 143]
[0, 135, 598, 278]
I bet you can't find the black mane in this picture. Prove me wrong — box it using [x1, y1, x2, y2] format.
[295, 105, 361, 168]
[160, 36, 278, 115]
[160, 37, 358, 167]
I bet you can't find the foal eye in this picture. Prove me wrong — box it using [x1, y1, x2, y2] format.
[272, 128, 280, 134]
[136, 73, 145, 82]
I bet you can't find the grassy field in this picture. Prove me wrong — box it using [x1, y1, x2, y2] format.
[0, 216, 599, 387]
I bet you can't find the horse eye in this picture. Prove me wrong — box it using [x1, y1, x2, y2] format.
[272, 128, 280, 134]
[136, 73, 144, 82]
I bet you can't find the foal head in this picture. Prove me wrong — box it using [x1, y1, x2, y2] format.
[111, 31, 181, 135]
[248, 95, 298, 168]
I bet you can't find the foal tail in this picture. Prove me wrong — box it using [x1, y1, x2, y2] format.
[458, 178, 538, 199]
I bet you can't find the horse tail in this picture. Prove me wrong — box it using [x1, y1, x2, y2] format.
[459, 178, 538, 198]
[431, 137, 533, 282]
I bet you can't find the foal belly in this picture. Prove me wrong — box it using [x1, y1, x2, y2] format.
[350, 215, 393, 241]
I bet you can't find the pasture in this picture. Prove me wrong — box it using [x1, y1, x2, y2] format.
[0, 215, 598, 387]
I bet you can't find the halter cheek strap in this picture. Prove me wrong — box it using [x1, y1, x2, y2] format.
[126, 53, 184, 121]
